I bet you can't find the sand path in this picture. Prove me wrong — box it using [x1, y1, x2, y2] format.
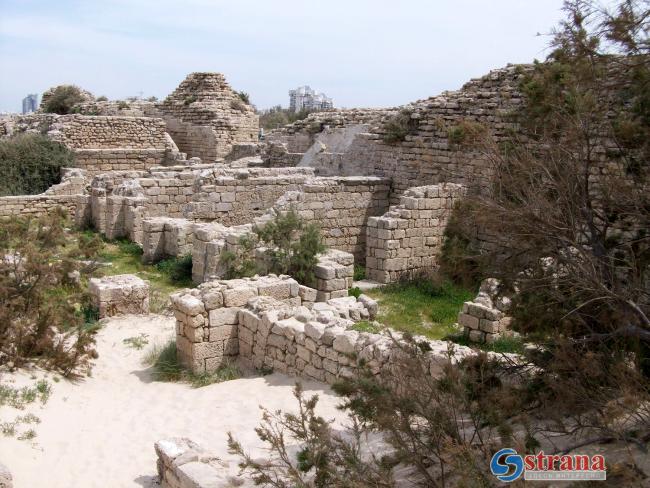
[0, 315, 346, 488]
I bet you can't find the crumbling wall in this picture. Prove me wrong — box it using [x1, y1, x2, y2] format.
[366, 183, 466, 283]
[267, 176, 391, 261]
[0, 114, 170, 175]
[268, 66, 527, 202]
[157, 72, 259, 161]
[0, 169, 88, 218]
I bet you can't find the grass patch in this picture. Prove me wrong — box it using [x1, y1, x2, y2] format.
[348, 287, 362, 299]
[143, 339, 241, 388]
[447, 333, 525, 354]
[366, 279, 474, 340]
[123, 333, 149, 350]
[350, 321, 383, 334]
[0, 379, 50, 440]
[353, 264, 366, 281]
[0, 380, 51, 409]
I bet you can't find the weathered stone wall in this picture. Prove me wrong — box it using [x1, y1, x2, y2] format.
[366, 183, 466, 283]
[85, 166, 317, 245]
[171, 275, 305, 373]
[171, 274, 472, 385]
[0, 114, 170, 175]
[0, 170, 88, 218]
[267, 66, 527, 202]
[266, 176, 391, 261]
[458, 278, 514, 343]
[186, 167, 314, 225]
[157, 73, 259, 161]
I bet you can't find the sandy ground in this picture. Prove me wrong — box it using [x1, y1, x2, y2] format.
[0, 315, 347, 488]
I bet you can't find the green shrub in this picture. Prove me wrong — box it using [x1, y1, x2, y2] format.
[96, 95, 108, 102]
[381, 109, 418, 144]
[258, 106, 314, 130]
[184, 95, 197, 106]
[230, 99, 247, 112]
[353, 264, 366, 281]
[236, 91, 250, 104]
[223, 210, 325, 286]
[42, 85, 86, 114]
[155, 254, 193, 285]
[0, 133, 75, 196]
[117, 101, 129, 110]
[348, 286, 362, 299]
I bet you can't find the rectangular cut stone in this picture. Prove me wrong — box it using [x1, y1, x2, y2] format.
[209, 307, 239, 326]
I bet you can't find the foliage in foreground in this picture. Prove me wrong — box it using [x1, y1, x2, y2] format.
[223, 210, 325, 286]
[231, 334, 650, 487]
[450, 0, 650, 374]
[143, 339, 240, 388]
[0, 209, 100, 375]
[0, 133, 75, 196]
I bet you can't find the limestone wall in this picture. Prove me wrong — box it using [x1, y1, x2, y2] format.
[366, 183, 466, 283]
[0, 170, 88, 218]
[171, 275, 472, 385]
[1, 114, 170, 176]
[267, 65, 527, 202]
[266, 176, 391, 261]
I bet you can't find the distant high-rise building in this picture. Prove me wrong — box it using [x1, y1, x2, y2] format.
[288, 86, 333, 112]
[22, 94, 39, 114]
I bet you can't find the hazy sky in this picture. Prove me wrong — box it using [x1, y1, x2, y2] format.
[0, 0, 568, 113]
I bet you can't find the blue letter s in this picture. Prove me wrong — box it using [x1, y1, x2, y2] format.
[490, 448, 524, 482]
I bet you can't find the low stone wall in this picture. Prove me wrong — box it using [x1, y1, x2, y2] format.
[366, 183, 466, 283]
[313, 249, 354, 301]
[0, 170, 89, 219]
[155, 438, 237, 488]
[89, 274, 150, 318]
[186, 167, 314, 225]
[74, 148, 166, 174]
[171, 275, 305, 373]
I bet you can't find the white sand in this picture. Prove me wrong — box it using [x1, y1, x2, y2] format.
[0, 315, 347, 488]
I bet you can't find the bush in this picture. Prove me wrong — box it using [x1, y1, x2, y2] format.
[237, 91, 250, 104]
[184, 95, 197, 106]
[155, 254, 193, 285]
[0, 133, 75, 196]
[117, 101, 129, 110]
[96, 95, 108, 102]
[230, 99, 247, 112]
[381, 109, 418, 144]
[0, 209, 100, 375]
[258, 106, 316, 130]
[41, 85, 87, 114]
[223, 210, 325, 286]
